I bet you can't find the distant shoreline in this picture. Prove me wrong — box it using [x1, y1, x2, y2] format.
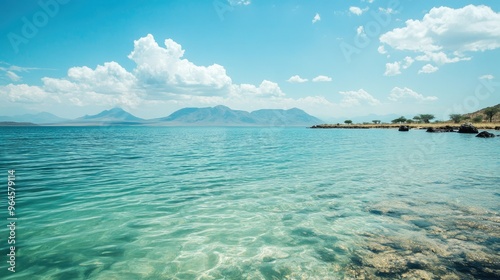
[310, 122, 500, 130]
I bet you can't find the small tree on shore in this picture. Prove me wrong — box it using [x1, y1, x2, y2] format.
[484, 107, 499, 122]
[472, 115, 483, 123]
[449, 114, 463, 124]
[372, 120, 381, 124]
[413, 116, 422, 123]
[406, 119, 414, 124]
[391, 116, 407, 124]
[344, 120, 352, 125]
[417, 114, 435, 123]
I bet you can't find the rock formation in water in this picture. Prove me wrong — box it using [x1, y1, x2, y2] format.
[426, 126, 455, 133]
[476, 131, 495, 138]
[458, 123, 478, 134]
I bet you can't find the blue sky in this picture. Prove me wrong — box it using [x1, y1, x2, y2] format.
[1, 0, 499, 121]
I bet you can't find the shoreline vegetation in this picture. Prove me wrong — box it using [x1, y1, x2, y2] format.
[310, 122, 500, 130]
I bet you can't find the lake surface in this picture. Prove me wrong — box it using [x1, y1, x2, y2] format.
[0, 126, 499, 279]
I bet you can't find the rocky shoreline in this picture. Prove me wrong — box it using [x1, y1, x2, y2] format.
[310, 123, 500, 130]
[311, 123, 499, 138]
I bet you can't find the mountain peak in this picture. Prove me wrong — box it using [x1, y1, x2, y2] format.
[108, 107, 125, 112]
[77, 108, 143, 122]
[213, 105, 231, 110]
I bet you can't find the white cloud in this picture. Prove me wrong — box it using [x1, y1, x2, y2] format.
[388, 87, 438, 101]
[0, 84, 48, 103]
[287, 75, 308, 83]
[380, 5, 500, 65]
[349, 6, 364, 16]
[312, 13, 321, 24]
[402, 56, 414, 69]
[128, 34, 232, 90]
[233, 80, 285, 98]
[377, 45, 387, 54]
[312, 75, 332, 82]
[383, 56, 413, 76]
[339, 89, 380, 107]
[6, 71, 21, 81]
[479, 74, 494, 80]
[415, 52, 470, 64]
[40, 61, 142, 107]
[356, 26, 366, 37]
[384, 62, 401, 76]
[418, 64, 438, 74]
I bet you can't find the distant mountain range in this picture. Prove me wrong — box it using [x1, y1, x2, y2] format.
[0, 106, 322, 126]
[0, 112, 68, 124]
[155, 105, 322, 126]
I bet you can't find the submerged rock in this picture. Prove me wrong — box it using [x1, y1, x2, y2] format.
[362, 252, 408, 274]
[458, 123, 478, 134]
[402, 269, 435, 280]
[476, 131, 495, 138]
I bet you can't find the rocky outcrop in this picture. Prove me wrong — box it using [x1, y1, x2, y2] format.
[426, 126, 455, 133]
[476, 131, 495, 138]
[398, 125, 410, 131]
[458, 123, 478, 134]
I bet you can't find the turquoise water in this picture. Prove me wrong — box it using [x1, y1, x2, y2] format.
[0, 126, 499, 279]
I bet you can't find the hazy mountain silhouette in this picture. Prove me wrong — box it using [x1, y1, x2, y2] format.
[156, 105, 322, 126]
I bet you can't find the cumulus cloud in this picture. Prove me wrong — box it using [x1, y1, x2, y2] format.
[415, 52, 470, 64]
[384, 62, 401, 76]
[388, 87, 438, 101]
[418, 64, 438, 74]
[287, 75, 308, 83]
[379, 5, 500, 64]
[377, 45, 387, 54]
[349, 6, 365, 16]
[384, 56, 414, 76]
[402, 56, 414, 69]
[0, 84, 49, 103]
[312, 13, 321, 23]
[50, 62, 136, 93]
[479, 74, 494, 80]
[39, 61, 142, 107]
[312, 75, 332, 82]
[128, 34, 232, 90]
[339, 89, 380, 107]
[235, 80, 285, 97]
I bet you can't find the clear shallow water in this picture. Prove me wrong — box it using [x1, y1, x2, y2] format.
[0, 126, 499, 279]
